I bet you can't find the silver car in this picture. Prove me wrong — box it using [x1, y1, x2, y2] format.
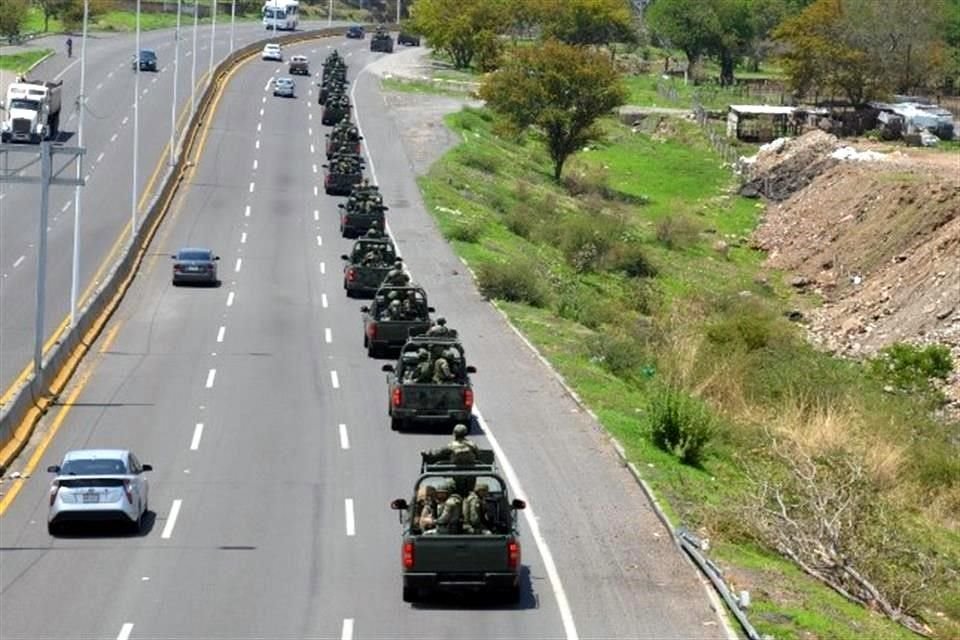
[274, 76, 296, 98]
[171, 247, 220, 285]
[47, 449, 152, 535]
[262, 43, 282, 61]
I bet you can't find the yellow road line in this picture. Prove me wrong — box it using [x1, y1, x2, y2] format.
[0, 53, 256, 516]
[99, 323, 122, 354]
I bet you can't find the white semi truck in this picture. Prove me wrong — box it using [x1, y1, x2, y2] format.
[1, 80, 63, 144]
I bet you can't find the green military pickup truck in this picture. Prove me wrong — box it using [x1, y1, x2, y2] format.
[381, 336, 476, 431]
[340, 235, 397, 297]
[390, 451, 526, 603]
[323, 153, 364, 196]
[361, 285, 433, 357]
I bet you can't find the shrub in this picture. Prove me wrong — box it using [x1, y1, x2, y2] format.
[563, 163, 610, 197]
[588, 331, 647, 379]
[606, 241, 658, 278]
[555, 283, 620, 329]
[867, 342, 954, 393]
[655, 214, 702, 250]
[476, 257, 550, 307]
[546, 211, 623, 273]
[648, 385, 715, 466]
[706, 298, 793, 352]
[460, 147, 499, 174]
[446, 217, 484, 243]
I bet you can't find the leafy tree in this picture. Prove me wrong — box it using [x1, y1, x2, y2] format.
[712, 0, 754, 85]
[0, 0, 29, 39]
[410, 0, 511, 69]
[35, 0, 73, 31]
[645, 0, 721, 82]
[538, 0, 637, 50]
[60, 0, 112, 32]
[479, 40, 627, 180]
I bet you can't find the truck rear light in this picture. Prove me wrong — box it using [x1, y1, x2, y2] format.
[463, 388, 474, 410]
[341, 214, 347, 226]
[402, 541, 415, 569]
[507, 540, 520, 569]
[366, 323, 377, 338]
[122, 480, 135, 504]
[49, 481, 60, 506]
[392, 387, 403, 407]
[346, 268, 356, 282]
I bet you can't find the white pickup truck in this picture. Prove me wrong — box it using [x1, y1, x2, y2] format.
[1, 80, 63, 144]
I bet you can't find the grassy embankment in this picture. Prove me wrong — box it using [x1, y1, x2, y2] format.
[388, 70, 960, 638]
[0, 49, 53, 72]
[19, 6, 260, 35]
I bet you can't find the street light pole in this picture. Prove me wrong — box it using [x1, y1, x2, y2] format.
[396, 0, 400, 25]
[131, 0, 141, 244]
[229, 0, 236, 52]
[69, 0, 89, 326]
[327, 0, 332, 27]
[207, 0, 217, 89]
[170, 0, 181, 166]
[191, 0, 199, 114]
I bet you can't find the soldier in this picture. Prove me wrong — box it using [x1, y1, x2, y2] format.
[414, 484, 437, 532]
[421, 424, 478, 465]
[462, 482, 492, 534]
[361, 249, 378, 266]
[432, 350, 455, 383]
[386, 299, 404, 320]
[426, 317, 451, 337]
[433, 480, 463, 535]
[412, 349, 433, 383]
[382, 261, 409, 286]
[401, 290, 420, 319]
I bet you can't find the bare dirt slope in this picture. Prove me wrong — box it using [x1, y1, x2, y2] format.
[747, 132, 960, 406]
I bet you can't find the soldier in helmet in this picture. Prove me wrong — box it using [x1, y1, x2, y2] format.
[412, 348, 433, 383]
[463, 482, 492, 534]
[382, 260, 409, 286]
[414, 484, 437, 532]
[426, 317, 451, 337]
[386, 299, 404, 321]
[432, 479, 462, 535]
[422, 424, 478, 464]
[432, 348, 456, 383]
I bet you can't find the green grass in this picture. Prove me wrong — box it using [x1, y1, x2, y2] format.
[22, 7, 64, 33]
[415, 105, 960, 639]
[0, 49, 53, 72]
[380, 77, 474, 98]
[18, 6, 256, 35]
[624, 74, 788, 109]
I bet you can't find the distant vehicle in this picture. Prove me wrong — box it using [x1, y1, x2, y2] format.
[273, 76, 296, 98]
[288, 55, 309, 75]
[262, 0, 299, 30]
[381, 336, 476, 431]
[370, 27, 394, 53]
[361, 285, 433, 357]
[132, 49, 158, 71]
[340, 235, 397, 297]
[397, 32, 420, 46]
[346, 25, 365, 39]
[171, 247, 220, 286]
[0, 79, 62, 144]
[47, 449, 153, 535]
[261, 43, 283, 61]
[389, 450, 526, 603]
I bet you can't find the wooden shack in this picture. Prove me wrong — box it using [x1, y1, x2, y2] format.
[726, 105, 801, 142]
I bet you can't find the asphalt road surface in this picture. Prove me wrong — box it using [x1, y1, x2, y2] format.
[0, 35, 727, 639]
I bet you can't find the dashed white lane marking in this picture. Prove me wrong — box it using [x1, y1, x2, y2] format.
[320, 262, 325, 274]
[259, 107, 264, 117]
[346, 52, 352, 57]
[161, 499, 182, 539]
[313, 185, 318, 196]
[13, 255, 25, 268]
[325, 328, 332, 343]
[107, 71, 114, 78]
[96, 151, 105, 163]
[68, 112, 76, 122]
[152, 77, 158, 84]
[310, 143, 315, 154]
[95, 82, 103, 91]
[313, 210, 319, 221]
[255, 139, 260, 149]
[308, 127, 312, 136]
[216, 326, 225, 343]
[160, 67, 166, 73]
[190, 423, 204, 450]
[240, 232, 247, 244]
[344, 498, 355, 536]
[341, 619, 354, 640]
[142, 88, 149, 95]
[321, 293, 328, 308]
[226, 291, 235, 307]
[261, 95, 266, 103]
[312, 164, 317, 174]
[316, 235, 322, 246]
[244, 205, 251, 217]
[252, 159, 258, 170]
[338, 424, 349, 450]
[205, 368, 217, 388]
[263, 79, 271, 91]
[110, 132, 118, 142]
[116, 623, 134, 640]
[83, 174, 89, 182]
[121, 116, 128, 125]
[234, 257, 242, 272]
[249, 181, 255, 193]
[257, 122, 262, 132]
[61, 201, 71, 212]
[330, 370, 339, 389]
[308, 112, 312, 121]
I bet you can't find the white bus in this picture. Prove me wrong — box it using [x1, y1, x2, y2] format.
[263, 0, 299, 30]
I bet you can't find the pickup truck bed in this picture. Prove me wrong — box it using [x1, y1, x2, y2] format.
[402, 534, 521, 602]
[364, 318, 430, 357]
[387, 381, 472, 431]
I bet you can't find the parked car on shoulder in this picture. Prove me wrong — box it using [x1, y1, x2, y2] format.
[171, 247, 220, 286]
[262, 43, 283, 61]
[47, 449, 153, 535]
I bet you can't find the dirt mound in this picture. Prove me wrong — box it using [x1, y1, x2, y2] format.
[741, 131, 843, 200]
[751, 132, 960, 408]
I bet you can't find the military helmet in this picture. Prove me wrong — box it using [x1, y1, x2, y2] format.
[475, 482, 489, 493]
[364, 228, 378, 238]
[436, 479, 456, 493]
[393, 259, 403, 267]
[390, 299, 402, 308]
[452, 424, 469, 439]
[417, 348, 429, 361]
[436, 317, 447, 326]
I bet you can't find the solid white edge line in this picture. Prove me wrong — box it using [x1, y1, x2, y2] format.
[216, 326, 225, 342]
[205, 368, 217, 389]
[324, 328, 332, 343]
[338, 423, 349, 450]
[341, 618, 354, 640]
[190, 423, 204, 450]
[235, 258, 242, 272]
[321, 293, 328, 308]
[161, 499, 182, 539]
[330, 370, 339, 389]
[344, 498, 355, 536]
[226, 291, 235, 307]
[350, 64, 580, 640]
[116, 623, 134, 640]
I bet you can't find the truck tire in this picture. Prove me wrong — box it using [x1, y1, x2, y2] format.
[367, 341, 379, 358]
[390, 417, 404, 431]
[49, 112, 60, 140]
[503, 584, 521, 604]
[402, 586, 419, 603]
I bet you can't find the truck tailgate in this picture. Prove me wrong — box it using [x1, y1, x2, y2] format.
[412, 535, 510, 574]
[404, 384, 467, 412]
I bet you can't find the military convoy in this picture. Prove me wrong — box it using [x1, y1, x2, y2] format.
[319, 48, 523, 604]
[370, 26, 394, 53]
[390, 449, 526, 602]
[381, 336, 476, 431]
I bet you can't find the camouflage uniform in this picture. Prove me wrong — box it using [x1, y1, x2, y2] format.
[415, 484, 437, 532]
[412, 349, 433, 383]
[421, 425, 478, 464]
[462, 483, 491, 534]
[433, 480, 463, 534]
[426, 317, 451, 337]
[432, 355, 455, 383]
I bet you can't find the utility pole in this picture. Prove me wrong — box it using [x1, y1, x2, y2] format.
[132, 0, 141, 244]
[70, 0, 89, 327]
[327, 0, 332, 27]
[0, 144, 85, 377]
[207, 0, 217, 89]
[170, 0, 182, 165]
[396, 0, 400, 25]
[229, 0, 236, 52]
[191, 0, 199, 114]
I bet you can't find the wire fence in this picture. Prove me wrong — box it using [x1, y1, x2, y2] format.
[693, 104, 745, 171]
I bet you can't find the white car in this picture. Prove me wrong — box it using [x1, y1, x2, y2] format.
[273, 77, 296, 98]
[262, 43, 283, 61]
[47, 449, 152, 535]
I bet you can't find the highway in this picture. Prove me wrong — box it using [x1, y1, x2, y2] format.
[0, 20, 336, 406]
[0, 35, 726, 639]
